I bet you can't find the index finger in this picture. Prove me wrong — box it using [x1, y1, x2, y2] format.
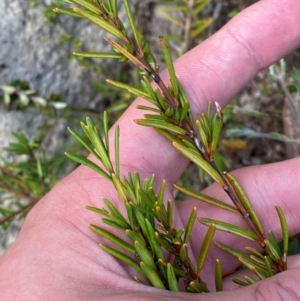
[105, 0, 300, 184]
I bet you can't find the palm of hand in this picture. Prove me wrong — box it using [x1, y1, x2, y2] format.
[1, 1, 300, 300]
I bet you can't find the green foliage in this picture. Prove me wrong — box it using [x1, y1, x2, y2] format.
[0, 132, 71, 229]
[0, 80, 67, 111]
[58, 0, 291, 292]
[158, 0, 213, 54]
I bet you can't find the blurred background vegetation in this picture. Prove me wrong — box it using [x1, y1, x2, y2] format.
[1, 0, 300, 253]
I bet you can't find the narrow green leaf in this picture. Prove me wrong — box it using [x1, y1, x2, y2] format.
[186, 281, 209, 293]
[210, 102, 223, 157]
[159, 259, 189, 279]
[125, 202, 135, 230]
[144, 219, 165, 261]
[224, 172, 263, 234]
[200, 218, 259, 242]
[106, 79, 150, 100]
[244, 276, 257, 284]
[159, 36, 178, 99]
[157, 180, 166, 208]
[167, 200, 174, 230]
[85, 205, 109, 217]
[183, 207, 197, 244]
[90, 224, 135, 253]
[180, 243, 189, 263]
[126, 229, 145, 246]
[111, 173, 127, 203]
[174, 184, 238, 213]
[88, 124, 113, 173]
[135, 241, 156, 270]
[263, 256, 274, 277]
[53, 7, 81, 18]
[103, 112, 109, 157]
[275, 205, 289, 265]
[68, 126, 102, 162]
[135, 118, 187, 135]
[197, 224, 216, 274]
[73, 51, 122, 59]
[140, 261, 165, 289]
[65, 152, 111, 181]
[245, 247, 265, 259]
[102, 218, 127, 231]
[173, 143, 226, 186]
[158, 7, 184, 28]
[71, 0, 101, 14]
[196, 119, 209, 152]
[104, 37, 148, 70]
[167, 263, 179, 291]
[136, 105, 161, 114]
[122, 0, 142, 53]
[103, 198, 129, 228]
[111, 0, 118, 19]
[231, 278, 249, 286]
[154, 232, 174, 254]
[215, 259, 223, 291]
[265, 236, 281, 262]
[239, 257, 268, 280]
[100, 244, 142, 274]
[134, 209, 149, 238]
[74, 8, 125, 40]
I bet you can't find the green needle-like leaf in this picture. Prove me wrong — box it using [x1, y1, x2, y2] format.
[175, 184, 238, 213]
[144, 219, 165, 261]
[224, 172, 263, 234]
[85, 205, 109, 217]
[126, 229, 146, 246]
[135, 241, 156, 270]
[71, 0, 101, 14]
[101, 244, 142, 274]
[263, 256, 274, 277]
[105, 37, 148, 71]
[122, 0, 143, 53]
[167, 263, 179, 291]
[106, 79, 150, 100]
[275, 205, 289, 266]
[74, 8, 125, 40]
[216, 242, 249, 261]
[53, 7, 82, 18]
[215, 259, 223, 291]
[159, 36, 178, 99]
[157, 180, 166, 208]
[167, 200, 174, 229]
[140, 262, 165, 289]
[197, 224, 216, 274]
[180, 243, 189, 264]
[73, 51, 122, 59]
[186, 281, 209, 293]
[65, 152, 111, 181]
[112, 173, 127, 203]
[200, 218, 259, 242]
[135, 119, 187, 135]
[173, 143, 226, 186]
[265, 235, 281, 262]
[183, 207, 197, 244]
[67, 126, 102, 163]
[210, 102, 223, 158]
[90, 224, 135, 253]
[103, 198, 129, 228]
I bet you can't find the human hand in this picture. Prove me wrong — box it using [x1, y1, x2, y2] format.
[1, 0, 300, 300]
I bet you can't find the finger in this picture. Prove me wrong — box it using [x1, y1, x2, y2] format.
[222, 254, 300, 291]
[100, 0, 300, 184]
[178, 157, 300, 280]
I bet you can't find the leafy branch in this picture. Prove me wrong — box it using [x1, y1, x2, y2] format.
[56, 0, 290, 292]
